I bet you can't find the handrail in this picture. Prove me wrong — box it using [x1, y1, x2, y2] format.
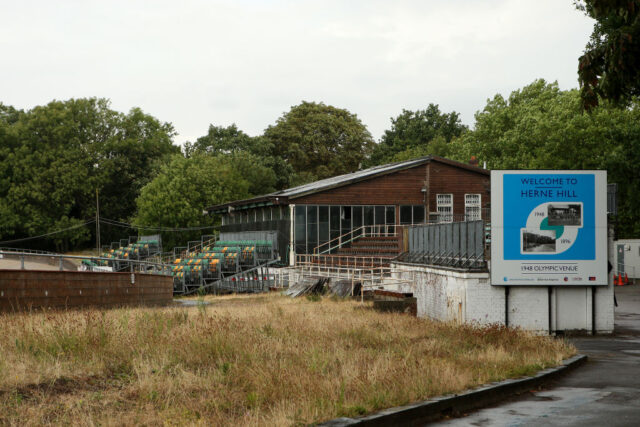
[181, 234, 219, 260]
[0, 247, 57, 255]
[0, 250, 172, 275]
[296, 254, 394, 270]
[183, 258, 281, 296]
[313, 224, 398, 255]
[281, 263, 416, 300]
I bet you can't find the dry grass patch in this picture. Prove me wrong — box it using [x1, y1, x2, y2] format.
[0, 293, 575, 425]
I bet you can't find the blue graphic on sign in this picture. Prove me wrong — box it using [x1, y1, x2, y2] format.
[503, 174, 595, 260]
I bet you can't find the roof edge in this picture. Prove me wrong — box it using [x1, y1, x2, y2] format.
[206, 155, 489, 213]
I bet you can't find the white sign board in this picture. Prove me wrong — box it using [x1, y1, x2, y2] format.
[491, 170, 607, 286]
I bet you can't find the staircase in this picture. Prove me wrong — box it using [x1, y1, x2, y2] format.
[304, 234, 402, 270]
[334, 235, 401, 258]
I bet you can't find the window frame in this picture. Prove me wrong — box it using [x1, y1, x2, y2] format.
[464, 193, 481, 221]
[436, 194, 454, 223]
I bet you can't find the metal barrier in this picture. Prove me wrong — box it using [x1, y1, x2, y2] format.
[274, 264, 416, 300]
[182, 259, 281, 295]
[296, 254, 394, 269]
[397, 220, 486, 269]
[0, 251, 172, 275]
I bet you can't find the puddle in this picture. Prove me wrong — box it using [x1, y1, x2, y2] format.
[529, 395, 560, 402]
[173, 299, 211, 306]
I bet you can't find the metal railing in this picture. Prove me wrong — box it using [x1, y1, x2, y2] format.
[616, 263, 637, 279]
[0, 250, 172, 275]
[0, 247, 57, 256]
[296, 254, 394, 269]
[181, 259, 281, 296]
[275, 264, 416, 300]
[313, 224, 398, 255]
[397, 220, 486, 269]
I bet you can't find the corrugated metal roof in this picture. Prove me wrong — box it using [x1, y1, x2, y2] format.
[277, 156, 431, 197]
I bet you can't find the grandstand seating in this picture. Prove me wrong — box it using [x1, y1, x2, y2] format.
[172, 239, 275, 294]
[82, 239, 161, 271]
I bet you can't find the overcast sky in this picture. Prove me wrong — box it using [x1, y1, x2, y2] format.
[0, 0, 594, 144]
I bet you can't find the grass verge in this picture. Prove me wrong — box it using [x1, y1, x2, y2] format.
[0, 293, 575, 425]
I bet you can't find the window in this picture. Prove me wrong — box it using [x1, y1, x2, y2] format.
[294, 206, 306, 254]
[319, 206, 329, 248]
[307, 206, 318, 253]
[465, 194, 481, 221]
[437, 194, 453, 222]
[400, 205, 412, 224]
[412, 205, 425, 224]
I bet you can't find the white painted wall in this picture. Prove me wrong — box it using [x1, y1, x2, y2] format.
[614, 239, 640, 279]
[391, 263, 614, 335]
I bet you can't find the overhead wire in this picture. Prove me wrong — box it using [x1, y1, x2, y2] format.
[99, 217, 218, 232]
[0, 217, 218, 246]
[0, 219, 96, 245]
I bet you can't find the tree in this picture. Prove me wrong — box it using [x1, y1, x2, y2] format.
[263, 101, 375, 182]
[369, 104, 467, 166]
[450, 79, 640, 237]
[185, 124, 294, 190]
[0, 98, 178, 251]
[134, 153, 276, 249]
[577, 1, 640, 109]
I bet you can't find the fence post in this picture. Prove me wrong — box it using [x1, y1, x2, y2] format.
[59, 256, 64, 271]
[20, 255, 25, 270]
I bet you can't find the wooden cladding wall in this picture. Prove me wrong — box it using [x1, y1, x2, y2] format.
[0, 270, 173, 312]
[293, 166, 428, 205]
[426, 162, 490, 216]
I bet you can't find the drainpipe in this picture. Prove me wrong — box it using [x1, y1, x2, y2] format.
[289, 204, 295, 267]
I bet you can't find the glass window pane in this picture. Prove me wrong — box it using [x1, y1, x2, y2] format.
[341, 206, 351, 236]
[413, 205, 425, 224]
[437, 194, 453, 223]
[319, 205, 329, 222]
[374, 206, 385, 225]
[385, 206, 395, 224]
[330, 206, 341, 242]
[364, 206, 374, 226]
[295, 205, 306, 253]
[318, 206, 329, 249]
[353, 206, 363, 229]
[307, 206, 318, 253]
[400, 205, 412, 224]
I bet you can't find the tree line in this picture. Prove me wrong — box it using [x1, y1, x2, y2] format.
[1, 78, 638, 253]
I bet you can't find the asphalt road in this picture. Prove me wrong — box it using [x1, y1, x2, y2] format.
[435, 284, 640, 426]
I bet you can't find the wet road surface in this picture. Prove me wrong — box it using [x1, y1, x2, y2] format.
[434, 284, 640, 426]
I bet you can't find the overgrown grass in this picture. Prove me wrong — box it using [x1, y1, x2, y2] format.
[0, 294, 575, 425]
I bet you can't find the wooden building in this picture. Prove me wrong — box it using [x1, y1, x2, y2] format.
[207, 156, 490, 263]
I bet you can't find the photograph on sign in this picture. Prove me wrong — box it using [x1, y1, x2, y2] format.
[548, 203, 582, 226]
[521, 229, 556, 253]
[491, 171, 607, 286]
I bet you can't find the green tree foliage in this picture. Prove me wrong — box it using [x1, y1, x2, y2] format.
[369, 104, 467, 166]
[134, 154, 276, 249]
[263, 101, 375, 183]
[577, 1, 640, 109]
[185, 124, 293, 190]
[0, 98, 178, 251]
[451, 79, 640, 237]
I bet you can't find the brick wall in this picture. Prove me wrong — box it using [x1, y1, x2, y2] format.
[0, 270, 173, 311]
[426, 162, 490, 218]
